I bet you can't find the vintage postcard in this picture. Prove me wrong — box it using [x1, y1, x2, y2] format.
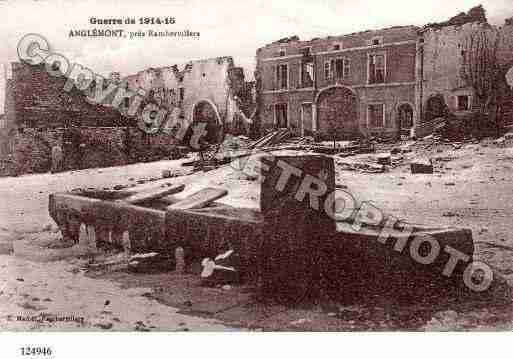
[0, 0, 512, 356]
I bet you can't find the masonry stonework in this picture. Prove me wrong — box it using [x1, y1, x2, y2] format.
[124, 56, 252, 137]
[418, 15, 513, 137]
[256, 26, 419, 140]
[8, 62, 124, 129]
[0, 56, 255, 175]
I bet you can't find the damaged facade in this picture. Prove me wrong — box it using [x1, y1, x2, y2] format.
[0, 56, 255, 175]
[255, 5, 513, 140]
[122, 56, 255, 139]
[418, 15, 513, 137]
[255, 26, 419, 140]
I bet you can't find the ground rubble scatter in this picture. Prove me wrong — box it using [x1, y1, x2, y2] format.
[1, 135, 513, 330]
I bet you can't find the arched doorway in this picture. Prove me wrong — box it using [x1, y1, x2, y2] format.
[184, 100, 222, 147]
[424, 94, 449, 123]
[316, 86, 358, 140]
[397, 103, 414, 137]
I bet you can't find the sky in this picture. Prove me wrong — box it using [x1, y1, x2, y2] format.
[0, 0, 512, 113]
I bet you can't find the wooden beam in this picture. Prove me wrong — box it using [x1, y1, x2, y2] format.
[167, 188, 228, 210]
[120, 184, 185, 205]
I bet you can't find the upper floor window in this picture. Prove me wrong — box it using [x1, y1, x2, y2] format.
[275, 63, 288, 90]
[335, 58, 350, 79]
[326, 58, 351, 80]
[324, 61, 333, 80]
[368, 54, 385, 84]
[370, 36, 383, 46]
[300, 60, 314, 88]
[279, 49, 286, 57]
[343, 58, 350, 78]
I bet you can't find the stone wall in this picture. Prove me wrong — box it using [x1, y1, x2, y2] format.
[124, 57, 251, 136]
[421, 22, 484, 116]
[256, 26, 418, 139]
[11, 127, 64, 174]
[3, 78, 15, 130]
[9, 62, 124, 129]
[1, 126, 180, 176]
[420, 21, 513, 123]
[256, 26, 419, 60]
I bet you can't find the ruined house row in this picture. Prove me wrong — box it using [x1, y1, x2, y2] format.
[1, 56, 255, 134]
[0, 55, 256, 172]
[255, 7, 513, 140]
[2, 5, 513, 147]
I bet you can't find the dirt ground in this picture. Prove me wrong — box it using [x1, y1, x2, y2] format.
[1, 137, 513, 331]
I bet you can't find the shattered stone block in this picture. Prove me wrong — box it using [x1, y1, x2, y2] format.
[200, 250, 240, 287]
[162, 169, 173, 178]
[410, 159, 434, 174]
[377, 153, 392, 165]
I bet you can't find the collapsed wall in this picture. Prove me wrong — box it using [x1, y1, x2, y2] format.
[0, 56, 256, 176]
[6, 62, 124, 129]
[124, 56, 255, 139]
[417, 15, 513, 138]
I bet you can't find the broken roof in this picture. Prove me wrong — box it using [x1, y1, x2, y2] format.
[422, 5, 488, 31]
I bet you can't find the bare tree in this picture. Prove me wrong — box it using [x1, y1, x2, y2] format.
[461, 26, 502, 136]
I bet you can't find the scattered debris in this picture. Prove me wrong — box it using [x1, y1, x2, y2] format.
[19, 301, 46, 311]
[201, 249, 239, 287]
[442, 211, 457, 217]
[410, 159, 434, 174]
[336, 158, 385, 173]
[134, 320, 150, 331]
[377, 153, 392, 166]
[249, 129, 292, 149]
[161, 170, 174, 178]
[290, 318, 311, 325]
[93, 320, 113, 330]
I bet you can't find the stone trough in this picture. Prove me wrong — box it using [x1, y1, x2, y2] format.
[48, 155, 475, 303]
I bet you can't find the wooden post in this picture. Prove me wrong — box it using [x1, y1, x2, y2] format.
[259, 155, 336, 304]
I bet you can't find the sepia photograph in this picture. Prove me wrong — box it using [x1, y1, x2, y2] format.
[0, 0, 512, 356]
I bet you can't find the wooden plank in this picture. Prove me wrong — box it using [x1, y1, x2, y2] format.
[120, 184, 185, 204]
[249, 131, 277, 149]
[166, 187, 228, 210]
[250, 129, 289, 149]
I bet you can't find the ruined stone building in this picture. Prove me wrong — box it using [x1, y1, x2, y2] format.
[255, 26, 420, 140]
[0, 62, 130, 174]
[1, 62, 124, 130]
[0, 56, 254, 175]
[255, 5, 513, 140]
[122, 56, 255, 140]
[418, 14, 513, 137]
